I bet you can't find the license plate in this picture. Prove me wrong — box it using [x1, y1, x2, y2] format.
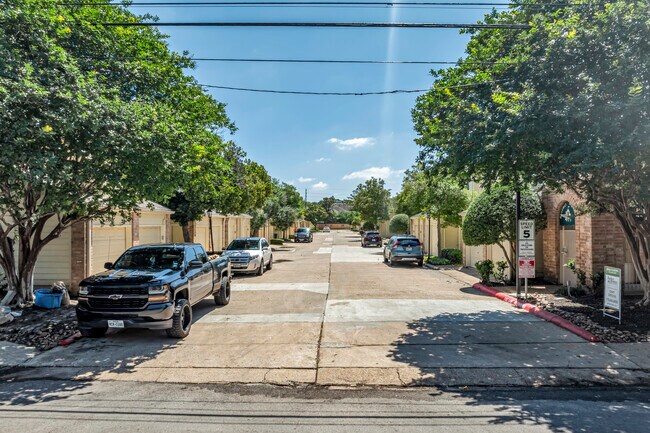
[402, 258, 416, 261]
[108, 320, 124, 328]
[405, 247, 412, 251]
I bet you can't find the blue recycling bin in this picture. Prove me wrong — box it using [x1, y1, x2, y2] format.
[34, 289, 63, 309]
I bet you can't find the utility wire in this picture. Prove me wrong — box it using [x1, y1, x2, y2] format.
[59, 1, 600, 8]
[198, 80, 500, 95]
[99, 21, 532, 29]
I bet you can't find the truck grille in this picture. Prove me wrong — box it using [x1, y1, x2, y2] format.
[88, 297, 148, 310]
[229, 257, 250, 264]
[90, 286, 149, 296]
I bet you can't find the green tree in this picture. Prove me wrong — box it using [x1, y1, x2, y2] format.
[0, 1, 233, 304]
[389, 214, 410, 235]
[462, 186, 546, 277]
[319, 196, 337, 221]
[413, 1, 650, 303]
[350, 178, 391, 228]
[304, 202, 328, 225]
[397, 169, 468, 255]
[272, 207, 299, 239]
[250, 209, 267, 236]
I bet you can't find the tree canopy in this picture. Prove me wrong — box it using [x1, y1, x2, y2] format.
[0, 1, 237, 303]
[413, 1, 650, 303]
[389, 214, 410, 235]
[349, 178, 391, 228]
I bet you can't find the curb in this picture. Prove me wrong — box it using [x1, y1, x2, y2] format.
[472, 283, 601, 343]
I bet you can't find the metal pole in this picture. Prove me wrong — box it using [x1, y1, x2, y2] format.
[515, 191, 521, 298]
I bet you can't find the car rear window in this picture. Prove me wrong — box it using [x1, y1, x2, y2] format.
[397, 239, 420, 247]
[297, 228, 309, 233]
[365, 232, 380, 236]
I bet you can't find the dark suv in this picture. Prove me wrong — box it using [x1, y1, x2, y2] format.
[294, 227, 313, 243]
[361, 231, 382, 247]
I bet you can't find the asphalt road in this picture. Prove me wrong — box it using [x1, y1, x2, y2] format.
[1, 380, 649, 432]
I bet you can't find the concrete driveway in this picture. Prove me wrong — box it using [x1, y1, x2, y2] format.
[3, 230, 648, 386]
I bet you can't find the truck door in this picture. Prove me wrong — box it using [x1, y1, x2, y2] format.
[193, 247, 214, 300]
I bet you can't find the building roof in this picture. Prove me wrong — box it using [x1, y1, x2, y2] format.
[138, 201, 174, 214]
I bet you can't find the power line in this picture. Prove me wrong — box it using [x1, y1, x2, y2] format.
[59, 1, 598, 8]
[198, 80, 500, 95]
[99, 21, 532, 29]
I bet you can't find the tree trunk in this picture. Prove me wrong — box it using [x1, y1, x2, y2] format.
[436, 216, 442, 257]
[182, 224, 191, 243]
[208, 215, 214, 253]
[610, 208, 650, 306]
[496, 241, 515, 282]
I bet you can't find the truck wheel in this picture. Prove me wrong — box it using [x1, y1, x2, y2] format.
[79, 327, 107, 338]
[166, 299, 192, 338]
[266, 256, 273, 270]
[383, 254, 388, 263]
[214, 277, 231, 306]
[417, 259, 424, 267]
[389, 254, 395, 267]
[257, 260, 265, 276]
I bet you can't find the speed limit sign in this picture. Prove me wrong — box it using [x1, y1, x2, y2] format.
[518, 220, 535, 257]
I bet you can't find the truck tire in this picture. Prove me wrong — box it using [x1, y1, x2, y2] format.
[266, 256, 273, 270]
[79, 327, 107, 338]
[383, 254, 388, 263]
[214, 276, 231, 306]
[257, 260, 265, 276]
[166, 299, 192, 338]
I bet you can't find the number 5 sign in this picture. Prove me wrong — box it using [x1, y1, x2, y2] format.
[518, 220, 535, 257]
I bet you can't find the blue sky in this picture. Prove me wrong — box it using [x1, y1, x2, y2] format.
[128, 2, 501, 201]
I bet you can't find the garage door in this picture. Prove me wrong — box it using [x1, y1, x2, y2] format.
[140, 226, 162, 245]
[92, 227, 127, 274]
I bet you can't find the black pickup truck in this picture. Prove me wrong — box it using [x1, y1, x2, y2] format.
[76, 243, 231, 338]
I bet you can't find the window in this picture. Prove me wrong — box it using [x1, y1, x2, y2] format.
[185, 247, 198, 264]
[194, 247, 208, 263]
[113, 247, 184, 270]
[261, 239, 270, 248]
[397, 239, 420, 247]
[226, 239, 260, 250]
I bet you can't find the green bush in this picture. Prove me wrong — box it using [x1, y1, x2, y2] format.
[427, 256, 451, 266]
[440, 248, 462, 264]
[493, 260, 508, 284]
[389, 214, 410, 234]
[475, 259, 494, 283]
[288, 234, 296, 239]
[361, 221, 376, 231]
[270, 238, 284, 245]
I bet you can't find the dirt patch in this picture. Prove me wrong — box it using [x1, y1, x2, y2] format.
[526, 293, 649, 343]
[0, 304, 78, 351]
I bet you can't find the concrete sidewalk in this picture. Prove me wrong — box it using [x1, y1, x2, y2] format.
[2, 230, 649, 387]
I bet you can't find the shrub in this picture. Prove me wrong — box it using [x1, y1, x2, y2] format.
[475, 259, 494, 283]
[493, 260, 508, 284]
[361, 221, 376, 231]
[440, 248, 462, 264]
[427, 256, 451, 266]
[270, 238, 284, 245]
[389, 214, 410, 234]
[289, 234, 296, 239]
[591, 272, 604, 296]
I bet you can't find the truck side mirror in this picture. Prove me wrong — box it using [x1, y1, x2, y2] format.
[104, 262, 113, 269]
[188, 260, 203, 269]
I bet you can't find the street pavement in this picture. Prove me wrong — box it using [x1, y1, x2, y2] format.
[0, 380, 649, 432]
[1, 230, 649, 387]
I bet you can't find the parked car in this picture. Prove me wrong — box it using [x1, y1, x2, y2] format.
[294, 227, 313, 243]
[383, 236, 424, 267]
[221, 237, 273, 275]
[322, 226, 331, 233]
[76, 243, 231, 339]
[361, 231, 382, 247]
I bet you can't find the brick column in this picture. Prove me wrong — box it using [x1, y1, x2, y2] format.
[164, 214, 172, 243]
[131, 212, 140, 246]
[70, 221, 90, 295]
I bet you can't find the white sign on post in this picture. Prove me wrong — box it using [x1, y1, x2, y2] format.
[603, 266, 622, 324]
[518, 220, 535, 256]
[518, 257, 535, 279]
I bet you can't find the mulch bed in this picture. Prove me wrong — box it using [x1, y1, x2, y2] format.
[0, 304, 78, 351]
[525, 293, 649, 343]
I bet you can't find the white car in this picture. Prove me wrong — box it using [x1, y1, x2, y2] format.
[221, 237, 273, 275]
[322, 226, 331, 232]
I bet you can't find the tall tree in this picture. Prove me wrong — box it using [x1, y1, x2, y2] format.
[350, 178, 391, 229]
[319, 196, 337, 221]
[0, 1, 233, 304]
[397, 169, 468, 255]
[413, 1, 650, 304]
[304, 202, 327, 225]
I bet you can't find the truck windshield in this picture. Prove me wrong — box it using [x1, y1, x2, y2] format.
[297, 228, 309, 233]
[113, 247, 184, 270]
[226, 239, 259, 250]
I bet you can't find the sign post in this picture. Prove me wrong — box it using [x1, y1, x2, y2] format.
[518, 220, 535, 299]
[603, 266, 622, 324]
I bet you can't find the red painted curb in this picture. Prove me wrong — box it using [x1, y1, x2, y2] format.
[472, 283, 601, 343]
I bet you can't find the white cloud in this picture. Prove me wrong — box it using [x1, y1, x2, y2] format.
[315, 157, 331, 162]
[298, 177, 315, 183]
[327, 137, 375, 150]
[312, 181, 328, 190]
[285, 180, 295, 186]
[342, 167, 405, 181]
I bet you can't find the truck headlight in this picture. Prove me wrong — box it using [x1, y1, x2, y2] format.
[249, 254, 260, 259]
[79, 286, 89, 296]
[148, 285, 169, 295]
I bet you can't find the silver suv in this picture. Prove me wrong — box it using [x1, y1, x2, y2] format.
[222, 237, 273, 275]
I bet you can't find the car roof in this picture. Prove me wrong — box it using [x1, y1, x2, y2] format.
[231, 237, 261, 241]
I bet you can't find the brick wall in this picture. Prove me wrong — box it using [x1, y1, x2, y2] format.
[590, 213, 627, 278]
[70, 221, 89, 295]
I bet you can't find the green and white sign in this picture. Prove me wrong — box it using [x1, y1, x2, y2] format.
[559, 203, 575, 226]
[603, 266, 622, 323]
